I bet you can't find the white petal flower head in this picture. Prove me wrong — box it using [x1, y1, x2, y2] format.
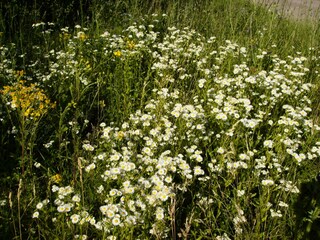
[36, 202, 44, 210]
[34, 162, 41, 168]
[64, 203, 73, 212]
[107, 210, 115, 218]
[279, 201, 289, 208]
[82, 143, 94, 151]
[155, 207, 164, 220]
[100, 205, 108, 214]
[237, 190, 245, 197]
[32, 211, 39, 218]
[216, 233, 231, 240]
[194, 166, 204, 175]
[72, 194, 81, 202]
[109, 189, 118, 196]
[112, 217, 121, 226]
[270, 209, 282, 218]
[71, 214, 81, 224]
[158, 191, 169, 201]
[107, 236, 117, 240]
[217, 147, 225, 154]
[85, 163, 96, 172]
[57, 205, 66, 213]
[198, 78, 206, 88]
[263, 140, 273, 149]
[262, 179, 275, 186]
[216, 112, 228, 121]
[52, 185, 59, 192]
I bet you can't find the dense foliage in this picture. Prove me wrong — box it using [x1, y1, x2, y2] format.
[1, 0, 320, 239]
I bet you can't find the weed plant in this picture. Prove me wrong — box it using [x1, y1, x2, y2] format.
[1, 0, 320, 239]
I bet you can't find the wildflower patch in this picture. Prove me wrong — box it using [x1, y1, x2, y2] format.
[28, 21, 320, 239]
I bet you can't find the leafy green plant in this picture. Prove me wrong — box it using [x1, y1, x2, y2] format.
[1, 0, 320, 239]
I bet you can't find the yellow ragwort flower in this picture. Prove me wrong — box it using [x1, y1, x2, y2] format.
[77, 32, 87, 41]
[1, 80, 56, 120]
[51, 174, 62, 184]
[113, 50, 122, 57]
[127, 40, 135, 49]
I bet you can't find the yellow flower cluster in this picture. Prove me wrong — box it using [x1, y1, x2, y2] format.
[127, 40, 135, 49]
[51, 173, 62, 184]
[113, 50, 122, 57]
[77, 31, 87, 41]
[1, 80, 56, 120]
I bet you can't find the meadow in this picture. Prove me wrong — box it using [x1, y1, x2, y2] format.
[1, 0, 320, 239]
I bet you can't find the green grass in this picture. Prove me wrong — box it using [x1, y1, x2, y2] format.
[1, 0, 320, 239]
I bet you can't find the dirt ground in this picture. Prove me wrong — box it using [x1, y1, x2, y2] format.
[254, 0, 320, 20]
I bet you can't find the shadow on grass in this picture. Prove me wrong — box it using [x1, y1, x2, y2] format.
[294, 173, 320, 239]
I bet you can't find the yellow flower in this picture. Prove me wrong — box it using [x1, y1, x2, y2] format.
[77, 32, 87, 41]
[51, 174, 62, 184]
[99, 100, 106, 108]
[114, 50, 122, 57]
[1, 80, 56, 120]
[127, 40, 135, 49]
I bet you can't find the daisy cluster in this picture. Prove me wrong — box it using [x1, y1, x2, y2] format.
[40, 20, 159, 88]
[32, 17, 320, 238]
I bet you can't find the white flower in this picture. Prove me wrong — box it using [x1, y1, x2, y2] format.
[32, 211, 39, 218]
[237, 190, 245, 197]
[217, 147, 225, 154]
[57, 205, 66, 213]
[142, 147, 153, 156]
[279, 201, 289, 208]
[75, 235, 88, 240]
[85, 163, 96, 172]
[263, 140, 273, 148]
[34, 162, 41, 168]
[97, 185, 104, 194]
[100, 205, 108, 214]
[198, 78, 206, 88]
[71, 214, 80, 224]
[262, 179, 275, 186]
[216, 233, 231, 240]
[112, 217, 121, 226]
[43, 140, 54, 148]
[109, 189, 118, 196]
[216, 112, 227, 121]
[270, 209, 282, 218]
[52, 185, 59, 192]
[158, 191, 169, 201]
[36, 202, 44, 209]
[107, 210, 115, 218]
[194, 166, 204, 175]
[0, 200, 6, 206]
[107, 236, 117, 240]
[72, 194, 81, 202]
[124, 187, 135, 194]
[82, 143, 94, 151]
[155, 207, 164, 220]
[239, 154, 249, 160]
[64, 203, 73, 212]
